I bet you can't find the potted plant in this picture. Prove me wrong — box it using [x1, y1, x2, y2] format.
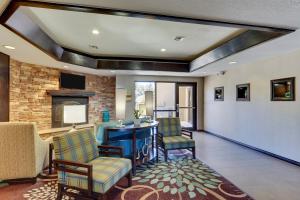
[133, 110, 141, 126]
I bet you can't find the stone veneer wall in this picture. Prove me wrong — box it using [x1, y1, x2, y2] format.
[9, 59, 115, 130]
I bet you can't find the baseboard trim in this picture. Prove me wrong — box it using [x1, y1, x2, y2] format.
[202, 130, 300, 167]
[4, 177, 37, 185]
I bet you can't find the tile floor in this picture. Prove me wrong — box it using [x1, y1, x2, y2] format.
[194, 132, 300, 200]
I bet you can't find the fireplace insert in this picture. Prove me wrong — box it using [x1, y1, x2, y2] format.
[52, 96, 88, 128]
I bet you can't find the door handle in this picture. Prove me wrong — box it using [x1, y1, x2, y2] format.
[177, 106, 196, 109]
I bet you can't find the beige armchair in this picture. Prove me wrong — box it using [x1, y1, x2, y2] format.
[0, 122, 49, 183]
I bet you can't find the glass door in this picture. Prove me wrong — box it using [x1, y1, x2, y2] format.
[154, 82, 176, 119]
[176, 83, 197, 130]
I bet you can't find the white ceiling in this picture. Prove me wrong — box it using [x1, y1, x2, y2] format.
[36, 0, 300, 29]
[1, 0, 300, 77]
[22, 6, 240, 60]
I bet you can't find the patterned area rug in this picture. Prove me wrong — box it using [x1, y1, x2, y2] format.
[23, 150, 253, 200]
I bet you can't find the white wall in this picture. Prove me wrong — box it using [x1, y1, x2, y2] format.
[204, 50, 300, 162]
[116, 75, 204, 130]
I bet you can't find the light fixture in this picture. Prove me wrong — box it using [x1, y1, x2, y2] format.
[145, 91, 154, 117]
[92, 29, 99, 35]
[63, 65, 69, 69]
[219, 71, 226, 75]
[229, 61, 237, 64]
[3, 45, 15, 50]
[174, 36, 185, 41]
[160, 48, 166, 52]
[116, 88, 127, 127]
[110, 70, 116, 73]
[89, 44, 98, 49]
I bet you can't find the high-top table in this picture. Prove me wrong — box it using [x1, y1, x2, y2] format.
[104, 121, 159, 175]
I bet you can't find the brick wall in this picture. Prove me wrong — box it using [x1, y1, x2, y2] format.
[9, 59, 115, 130]
[86, 74, 116, 124]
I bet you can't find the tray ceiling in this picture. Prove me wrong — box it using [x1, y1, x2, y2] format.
[22, 6, 241, 60]
[0, 0, 293, 73]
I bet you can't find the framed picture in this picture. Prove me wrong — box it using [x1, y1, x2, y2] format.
[214, 87, 224, 101]
[236, 83, 250, 101]
[271, 77, 295, 101]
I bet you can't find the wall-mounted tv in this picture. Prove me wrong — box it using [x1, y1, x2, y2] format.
[60, 72, 86, 90]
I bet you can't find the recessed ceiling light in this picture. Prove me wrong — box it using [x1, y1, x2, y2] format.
[3, 45, 15, 50]
[110, 70, 116, 73]
[174, 36, 185, 41]
[229, 61, 237, 64]
[92, 29, 99, 35]
[160, 48, 166, 52]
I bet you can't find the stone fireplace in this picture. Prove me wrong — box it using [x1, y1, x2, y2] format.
[9, 59, 116, 130]
[47, 90, 96, 128]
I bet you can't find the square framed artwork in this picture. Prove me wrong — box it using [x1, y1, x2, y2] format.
[214, 87, 224, 101]
[271, 77, 295, 101]
[236, 83, 250, 101]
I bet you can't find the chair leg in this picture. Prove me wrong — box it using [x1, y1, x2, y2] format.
[192, 147, 196, 159]
[156, 136, 159, 163]
[56, 183, 63, 200]
[127, 171, 132, 187]
[164, 149, 168, 162]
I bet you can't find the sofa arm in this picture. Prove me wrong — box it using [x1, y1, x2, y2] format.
[34, 127, 50, 176]
[98, 145, 124, 157]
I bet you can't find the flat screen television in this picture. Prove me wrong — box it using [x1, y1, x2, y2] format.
[60, 72, 85, 90]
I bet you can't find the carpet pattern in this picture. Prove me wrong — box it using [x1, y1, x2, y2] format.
[23, 151, 253, 200]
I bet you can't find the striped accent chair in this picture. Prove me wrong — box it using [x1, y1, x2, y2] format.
[53, 129, 132, 200]
[157, 117, 195, 161]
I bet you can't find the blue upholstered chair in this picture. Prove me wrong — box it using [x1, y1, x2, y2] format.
[53, 129, 132, 200]
[157, 117, 195, 161]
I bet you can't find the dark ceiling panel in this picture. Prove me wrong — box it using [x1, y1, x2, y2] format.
[61, 49, 190, 71]
[5, 7, 64, 59]
[190, 30, 285, 71]
[61, 50, 98, 69]
[98, 59, 190, 72]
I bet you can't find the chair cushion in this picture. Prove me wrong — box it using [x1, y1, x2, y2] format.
[163, 136, 195, 150]
[53, 129, 99, 163]
[58, 157, 132, 193]
[157, 117, 182, 137]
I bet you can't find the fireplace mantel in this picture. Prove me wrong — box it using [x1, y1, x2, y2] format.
[47, 90, 96, 97]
